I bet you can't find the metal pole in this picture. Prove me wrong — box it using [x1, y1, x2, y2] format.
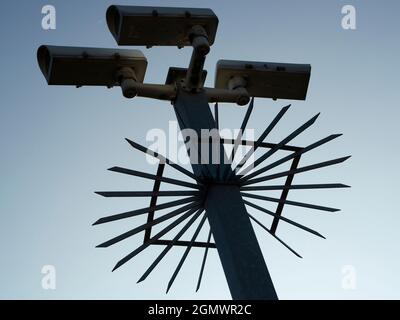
[173, 90, 278, 300]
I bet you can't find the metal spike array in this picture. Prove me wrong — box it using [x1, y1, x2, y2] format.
[94, 99, 350, 293]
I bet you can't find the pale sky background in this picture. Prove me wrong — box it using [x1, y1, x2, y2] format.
[0, 0, 400, 299]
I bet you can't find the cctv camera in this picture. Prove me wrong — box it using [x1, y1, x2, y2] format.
[106, 5, 218, 48]
[215, 60, 311, 101]
[37, 45, 147, 90]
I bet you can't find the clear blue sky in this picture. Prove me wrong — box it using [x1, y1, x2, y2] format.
[1, 0, 400, 299]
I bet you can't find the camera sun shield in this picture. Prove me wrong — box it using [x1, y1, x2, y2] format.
[215, 60, 311, 101]
[106, 5, 219, 47]
[37, 45, 147, 87]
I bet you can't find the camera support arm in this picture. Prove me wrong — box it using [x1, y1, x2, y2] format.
[117, 25, 250, 105]
[118, 67, 249, 105]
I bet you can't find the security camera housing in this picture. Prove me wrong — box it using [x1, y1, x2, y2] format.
[37, 45, 147, 87]
[106, 5, 219, 47]
[215, 60, 311, 101]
